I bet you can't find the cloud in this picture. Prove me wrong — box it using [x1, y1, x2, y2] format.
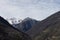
[0, 0, 60, 20]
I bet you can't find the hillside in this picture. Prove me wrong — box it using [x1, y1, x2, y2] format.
[0, 16, 32, 40]
[26, 11, 60, 40]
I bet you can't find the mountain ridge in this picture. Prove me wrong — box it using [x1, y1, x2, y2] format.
[26, 11, 60, 39]
[0, 16, 32, 40]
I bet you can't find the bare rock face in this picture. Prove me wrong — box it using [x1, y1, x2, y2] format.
[0, 16, 32, 40]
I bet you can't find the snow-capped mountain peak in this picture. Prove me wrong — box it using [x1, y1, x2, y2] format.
[6, 18, 22, 24]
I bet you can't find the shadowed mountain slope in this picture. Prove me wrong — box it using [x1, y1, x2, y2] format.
[26, 11, 60, 40]
[13, 17, 39, 32]
[0, 16, 32, 40]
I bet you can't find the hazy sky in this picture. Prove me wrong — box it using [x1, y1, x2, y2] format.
[0, 0, 60, 20]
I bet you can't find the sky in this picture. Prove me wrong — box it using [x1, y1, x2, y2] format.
[0, 0, 60, 20]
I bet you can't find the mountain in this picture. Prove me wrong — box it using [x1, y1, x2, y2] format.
[0, 16, 32, 40]
[13, 17, 39, 32]
[26, 11, 60, 40]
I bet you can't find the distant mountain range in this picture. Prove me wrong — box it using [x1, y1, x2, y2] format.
[26, 11, 60, 40]
[0, 16, 32, 40]
[12, 17, 39, 32]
